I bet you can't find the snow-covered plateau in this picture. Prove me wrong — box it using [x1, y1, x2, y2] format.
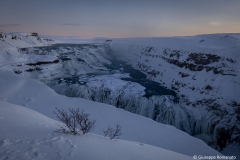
[109, 35, 240, 147]
[0, 32, 239, 159]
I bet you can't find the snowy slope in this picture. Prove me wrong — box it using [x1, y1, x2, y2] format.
[0, 100, 194, 160]
[0, 71, 221, 157]
[0, 33, 111, 79]
[0, 32, 56, 48]
[0, 32, 236, 156]
[0, 32, 57, 75]
[109, 34, 240, 147]
[0, 32, 56, 61]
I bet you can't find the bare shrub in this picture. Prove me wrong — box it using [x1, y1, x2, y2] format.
[76, 109, 96, 134]
[54, 108, 96, 135]
[103, 124, 122, 139]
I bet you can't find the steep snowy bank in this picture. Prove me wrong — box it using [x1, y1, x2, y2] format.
[109, 34, 240, 148]
[0, 101, 194, 160]
[2, 35, 191, 137]
[47, 74, 191, 134]
[0, 71, 221, 157]
[0, 32, 239, 154]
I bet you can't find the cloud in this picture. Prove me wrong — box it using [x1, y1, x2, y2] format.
[208, 21, 221, 26]
[0, 24, 20, 27]
[61, 23, 81, 26]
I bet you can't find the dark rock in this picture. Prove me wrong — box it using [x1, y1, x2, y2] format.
[26, 59, 59, 66]
[14, 70, 22, 74]
[205, 85, 213, 91]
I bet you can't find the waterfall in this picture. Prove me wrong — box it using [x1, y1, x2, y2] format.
[46, 79, 192, 135]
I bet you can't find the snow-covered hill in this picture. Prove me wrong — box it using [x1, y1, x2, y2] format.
[0, 71, 221, 158]
[0, 32, 56, 74]
[0, 32, 55, 56]
[0, 33, 110, 79]
[0, 32, 239, 158]
[109, 34, 240, 148]
[0, 100, 195, 160]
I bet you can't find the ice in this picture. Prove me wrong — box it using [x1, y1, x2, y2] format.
[0, 32, 239, 155]
[0, 71, 222, 157]
[47, 75, 192, 134]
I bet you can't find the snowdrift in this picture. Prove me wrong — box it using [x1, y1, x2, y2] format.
[0, 101, 194, 160]
[0, 71, 221, 157]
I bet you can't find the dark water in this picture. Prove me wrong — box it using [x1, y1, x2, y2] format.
[105, 58, 179, 102]
[21, 43, 178, 103]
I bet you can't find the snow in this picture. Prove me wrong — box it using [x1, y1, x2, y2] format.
[1, 32, 238, 159]
[109, 34, 240, 103]
[0, 33, 111, 79]
[109, 34, 240, 148]
[48, 74, 146, 100]
[40, 34, 108, 44]
[0, 70, 221, 158]
[46, 74, 193, 134]
[0, 101, 194, 160]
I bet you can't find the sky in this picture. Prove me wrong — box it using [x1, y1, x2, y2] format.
[0, 0, 240, 38]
